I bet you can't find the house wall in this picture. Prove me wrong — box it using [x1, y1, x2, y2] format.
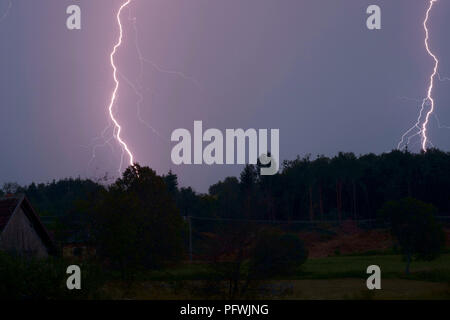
[0, 206, 49, 258]
[63, 244, 96, 260]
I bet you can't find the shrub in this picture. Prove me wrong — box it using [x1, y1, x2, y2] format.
[379, 198, 445, 274]
[0, 252, 105, 299]
[250, 229, 308, 278]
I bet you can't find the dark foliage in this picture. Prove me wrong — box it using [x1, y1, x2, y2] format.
[169, 149, 450, 223]
[9, 149, 450, 226]
[379, 198, 446, 273]
[0, 252, 105, 299]
[204, 149, 450, 221]
[89, 164, 185, 277]
[250, 229, 308, 278]
[16, 178, 103, 218]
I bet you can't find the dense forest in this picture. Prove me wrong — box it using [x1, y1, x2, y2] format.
[1, 149, 450, 236]
[173, 148, 450, 222]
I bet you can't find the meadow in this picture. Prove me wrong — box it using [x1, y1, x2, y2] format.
[103, 253, 450, 300]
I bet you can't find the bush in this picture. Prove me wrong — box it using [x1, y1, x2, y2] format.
[0, 252, 105, 299]
[250, 229, 308, 278]
[379, 198, 446, 274]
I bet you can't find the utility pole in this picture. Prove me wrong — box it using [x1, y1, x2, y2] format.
[188, 216, 193, 263]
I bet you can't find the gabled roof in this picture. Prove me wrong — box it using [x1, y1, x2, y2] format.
[0, 194, 58, 255]
[0, 197, 19, 232]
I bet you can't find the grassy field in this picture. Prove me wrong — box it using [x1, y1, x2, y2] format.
[105, 253, 450, 299]
[291, 253, 450, 299]
[301, 253, 450, 281]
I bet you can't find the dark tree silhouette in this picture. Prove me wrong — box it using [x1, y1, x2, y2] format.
[379, 198, 445, 274]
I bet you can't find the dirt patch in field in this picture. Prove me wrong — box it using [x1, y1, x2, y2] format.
[298, 221, 393, 258]
[301, 229, 393, 258]
[299, 224, 450, 258]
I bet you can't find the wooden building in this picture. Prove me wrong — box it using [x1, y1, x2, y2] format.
[0, 194, 57, 258]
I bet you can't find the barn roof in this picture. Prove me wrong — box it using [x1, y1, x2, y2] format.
[0, 197, 19, 232]
[0, 194, 58, 255]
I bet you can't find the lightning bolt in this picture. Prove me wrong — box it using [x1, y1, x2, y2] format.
[420, 0, 439, 151]
[124, 11, 202, 140]
[107, 0, 134, 172]
[89, 0, 201, 175]
[398, 0, 442, 152]
[128, 10, 202, 91]
[437, 72, 450, 82]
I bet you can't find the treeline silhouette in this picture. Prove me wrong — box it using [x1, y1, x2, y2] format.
[0, 179, 101, 218]
[174, 149, 450, 222]
[2, 149, 450, 228]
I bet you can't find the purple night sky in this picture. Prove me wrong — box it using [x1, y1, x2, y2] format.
[1, 0, 449, 192]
